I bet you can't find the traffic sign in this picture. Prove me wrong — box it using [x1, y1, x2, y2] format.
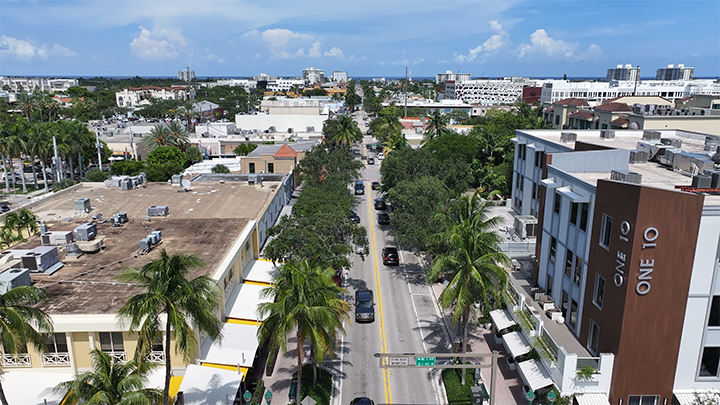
[415, 357, 436, 366]
[388, 356, 409, 366]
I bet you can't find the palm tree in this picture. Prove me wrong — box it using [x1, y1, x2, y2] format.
[10, 119, 29, 193]
[0, 122, 12, 193]
[426, 192, 509, 355]
[0, 285, 53, 405]
[257, 258, 349, 403]
[2, 212, 24, 241]
[16, 93, 34, 122]
[322, 115, 362, 147]
[17, 209, 38, 239]
[372, 108, 402, 143]
[116, 249, 223, 405]
[385, 131, 408, 152]
[54, 349, 162, 405]
[145, 122, 189, 152]
[27, 122, 52, 193]
[165, 121, 190, 151]
[424, 109, 449, 142]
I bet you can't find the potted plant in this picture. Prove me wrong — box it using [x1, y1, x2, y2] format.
[576, 365, 599, 381]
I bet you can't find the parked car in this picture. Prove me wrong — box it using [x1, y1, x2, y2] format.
[1, 172, 22, 181]
[350, 398, 375, 405]
[377, 212, 390, 225]
[371, 181, 380, 190]
[374, 198, 386, 210]
[377, 152, 385, 160]
[355, 290, 375, 322]
[355, 244, 365, 255]
[349, 210, 361, 223]
[382, 247, 399, 266]
[354, 180, 365, 195]
[367, 157, 375, 165]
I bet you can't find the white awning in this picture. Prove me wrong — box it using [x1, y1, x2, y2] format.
[489, 309, 516, 332]
[502, 331, 531, 358]
[225, 282, 272, 322]
[1, 370, 70, 405]
[243, 259, 279, 284]
[527, 143, 545, 152]
[540, 177, 558, 187]
[575, 393, 611, 405]
[673, 390, 720, 405]
[200, 323, 259, 368]
[517, 359, 553, 392]
[557, 186, 591, 203]
[177, 364, 243, 405]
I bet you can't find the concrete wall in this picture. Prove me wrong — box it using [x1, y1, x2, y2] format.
[629, 115, 720, 136]
[235, 114, 326, 133]
[550, 149, 630, 173]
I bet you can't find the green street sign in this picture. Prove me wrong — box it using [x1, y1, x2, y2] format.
[415, 356, 436, 366]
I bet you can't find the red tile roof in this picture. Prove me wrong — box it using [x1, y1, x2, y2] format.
[544, 107, 554, 112]
[554, 98, 589, 106]
[594, 102, 632, 112]
[273, 144, 298, 158]
[676, 97, 692, 102]
[569, 111, 595, 119]
[610, 118, 629, 125]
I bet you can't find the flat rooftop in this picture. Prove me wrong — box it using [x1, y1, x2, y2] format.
[16, 181, 281, 315]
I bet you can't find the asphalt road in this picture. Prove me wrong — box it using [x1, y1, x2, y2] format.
[332, 135, 451, 405]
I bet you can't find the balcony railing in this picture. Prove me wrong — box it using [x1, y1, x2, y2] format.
[2, 353, 31, 367]
[146, 351, 165, 364]
[104, 351, 126, 364]
[41, 352, 71, 366]
[576, 357, 600, 371]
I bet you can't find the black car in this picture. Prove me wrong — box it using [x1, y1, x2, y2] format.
[374, 198, 386, 210]
[349, 210, 361, 223]
[355, 290, 375, 322]
[382, 247, 399, 266]
[354, 180, 365, 195]
[367, 157, 374, 165]
[377, 212, 390, 225]
[350, 398, 375, 405]
[371, 181, 380, 190]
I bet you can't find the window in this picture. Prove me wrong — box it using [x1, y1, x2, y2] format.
[565, 249, 573, 277]
[709, 296, 720, 327]
[700, 347, 720, 377]
[534, 151, 541, 167]
[587, 320, 599, 355]
[569, 300, 578, 328]
[43, 334, 68, 353]
[593, 275, 605, 309]
[98, 332, 124, 353]
[151, 338, 163, 353]
[561, 290, 569, 318]
[532, 184, 537, 200]
[628, 396, 659, 405]
[549, 237, 557, 262]
[249, 162, 255, 174]
[573, 257, 583, 285]
[546, 274, 554, 297]
[553, 191, 561, 213]
[267, 163, 274, 173]
[579, 203, 589, 231]
[555, 115, 560, 125]
[600, 214, 612, 250]
[570, 203, 579, 225]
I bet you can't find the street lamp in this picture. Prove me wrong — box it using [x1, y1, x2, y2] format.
[264, 390, 272, 405]
[526, 389, 535, 405]
[243, 390, 252, 405]
[547, 390, 557, 404]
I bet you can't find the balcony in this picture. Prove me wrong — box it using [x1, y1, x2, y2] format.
[104, 351, 127, 364]
[146, 351, 166, 364]
[41, 352, 71, 366]
[2, 353, 31, 367]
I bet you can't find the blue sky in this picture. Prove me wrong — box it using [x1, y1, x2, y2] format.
[1, 0, 718, 79]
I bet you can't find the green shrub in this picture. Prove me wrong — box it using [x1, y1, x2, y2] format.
[145, 162, 184, 182]
[83, 168, 111, 182]
[110, 160, 146, 176]
[441, 368, 476, 405]
[250, 379, 264, 405]
[299, 364, 332, 405]
[211, 164, 230, 174]
[185, 145, 204, 166]
[52, 178, 76, 192]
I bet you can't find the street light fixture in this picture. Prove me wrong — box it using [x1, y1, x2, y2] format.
[547, 390, 557, 404]
[264, 389, 273, 405]
[243, 390, 252, 405]
[526, 389, 535, 405]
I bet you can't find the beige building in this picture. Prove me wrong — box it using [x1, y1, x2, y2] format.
[239, 142, 315, 174]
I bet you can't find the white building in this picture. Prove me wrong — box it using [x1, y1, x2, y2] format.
[115, 86, 195, 108]
[444, 77, 536, 105]
[302, 67, 324, 86]
[206, 79, 257, 93]
[436, 70, 472, 84]
[332, 71, 349, 83]
[0, 77, 78, 93]
[178, 67, 196, 82]
[540, 79, 720, 104]
[656, 64, 695, 81]
[606, 64, 640, 83]
[266, 78, 304, 93]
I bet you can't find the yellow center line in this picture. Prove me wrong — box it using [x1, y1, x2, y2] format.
[366, 191, 392, 405]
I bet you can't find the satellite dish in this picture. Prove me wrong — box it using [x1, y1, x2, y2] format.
[181, 179, 191, 189]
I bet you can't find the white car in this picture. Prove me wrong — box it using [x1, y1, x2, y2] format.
[377, 153, 385, 160]
[1, 172, 22, 181]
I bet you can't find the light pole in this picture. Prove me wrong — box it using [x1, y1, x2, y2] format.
[243, 390, 252, 405]
[264, 390, 272, 405]
[526, 389, 535, 405]
[547, 390, 557, 404]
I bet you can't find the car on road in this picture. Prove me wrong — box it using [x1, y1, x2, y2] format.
[1, 172, 22, 182]
[349, 210, 361, 223]
[354, 243, 365, 255]
[371, 181, 380, 190]
[354, 180, 365, 195]
[382, 247, 399, 266]
[355, 289, 375, 322]
[367, 157, 374, 165]
[377, 152, 385, 160]
[374, 198, 386, 210]
[377, 212, 390, 225]
[350, 398, 375, 405]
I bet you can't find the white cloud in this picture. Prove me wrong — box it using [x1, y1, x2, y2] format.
[517, 29, 601, 62]
[241, 29, 260, 38]
[130, 26, 188, 60]
[455, 21, 509, 63]
[308, 41, 322, 58]
[0, 35, 76, 61]
[324, 46, 344, 58]
[241, 28, 346, 60]
[261, 28, 313, 51]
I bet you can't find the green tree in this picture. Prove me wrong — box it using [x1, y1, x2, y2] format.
[344, 80, 362, 108]
[184, 145, 203, 166]
[26, 121, 52, 192]
[145, 122, 189, 152]
[233, 143, 258, 156]
[387, 176, 450, 251]
[424, 109, 449, 142]
[257, 258, 349, 403]
[211, 164, 230, 173]
[110, 160, 146, 176]
[54, 349, 161, 405]
[323, 115, 362, 147]
[146, 146, 186, 167]
[369, 107, 402, 143]
[116, 250, 223, 405]
[84, 168, 111, 182]
[0, 285, 53, 405]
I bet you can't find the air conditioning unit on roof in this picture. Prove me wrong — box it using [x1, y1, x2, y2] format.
[560, 132, 577, 143]
[611, 170, 642, 184]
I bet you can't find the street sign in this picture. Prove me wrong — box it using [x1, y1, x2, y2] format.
[415, 357, 436, 367]
[388, 356, 409, 366]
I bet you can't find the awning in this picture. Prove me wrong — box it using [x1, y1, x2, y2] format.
[200, 323, 259, 368]
[556, 186, 591, 203]
[502, 331, 531, 359]
[517, 359, 553, 392]
[674, 390, 720, 405]
[527, 143, 545, 152]
[575, 393, 611, 405]
[243, 259, 279, 285]
[540, 177, 558, 187]
[225, 282, 272, 322]
[489, 309, 516, 332]
[177, 364, 243, 405]
[0, 370, 70, 405]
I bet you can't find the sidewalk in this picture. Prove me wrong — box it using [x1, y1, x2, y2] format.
[263, 337, 301, 405]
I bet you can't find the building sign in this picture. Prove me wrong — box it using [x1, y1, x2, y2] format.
[614, 221, 631, 287]
[637, 227, 658, 295]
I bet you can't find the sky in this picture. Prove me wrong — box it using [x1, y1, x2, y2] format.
[1, 0, 719, 79]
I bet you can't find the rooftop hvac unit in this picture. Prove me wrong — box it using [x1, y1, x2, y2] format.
[560, 132, 577, 143]
[611, 170, 642, 184]
[629, 150, 649, 164]
[66, 242, 82, 258]
[513, 215, 538, 239]
[147, 206, 169, 217]
[306, 126, 315, 132]
[41, 231, 73, 246]
[704, 137, 720, 151]
[74, 223, 97, 241]
[150, 230, 162, 241]
[710, 171, 720, 188]
[600, 130, 615, 139]
[110, 216, 122, 227]
[642, 131, 661, 141]
[0, 269, 32, 294]
[117, 212, 128, 223]
[659, 148, 682, 167]
[171, 174, 183, 187]
[660, 138, 683, 149]
[673, 153, 715, 176]
[120, 178, 132, 191]
[20, 247, 59, 273]
[692, 175, 712, 189]
[140, 237, 150, 250]
[74, 198, 91, 214]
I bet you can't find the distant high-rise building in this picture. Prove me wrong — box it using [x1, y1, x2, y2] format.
[178, 67, 195, 82]
[606, 64, 640, 82]
[303, 67, 324, 86]
[332, 71, 348, 83]
[656, 64, 694, 81]
[436, 70, 472, 84]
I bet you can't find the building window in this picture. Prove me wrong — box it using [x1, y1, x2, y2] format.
[587, 320, 599, 355]
[249, 162, 255, 174]
[700, 347, 720, 377]
[98, 332, 124, 353]
[709, 296, 720, 327]
[600, 214, 612, 250]
[555, 115, 560, 125]
[546, 274, 554, 297]
[574, 257, 583, 285]
[579, 203, 589, 231]
[628, 396, 659, 405]
[565, 249, 573, 277]
[561, 290, 569, 318]
[267, 163, 274, 173]
[549, 237, 557, 262]
[593, 275, 605, 309]
[532, 184, 537, 200]
[570, 203, 579, 225]
[43, 333, 68, 353]
[569, 300, 578, 329]
[553, 191, 561, 213]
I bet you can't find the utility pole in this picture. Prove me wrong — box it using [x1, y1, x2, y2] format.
[128, 121, 135, 160]
[95, 129, 103, 171]
[53, 136, 62, 181]
[404, 66, 408, 118]
[633, 65, 640, 96]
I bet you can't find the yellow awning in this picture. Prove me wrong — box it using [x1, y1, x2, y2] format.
[200, 362, 249, 380]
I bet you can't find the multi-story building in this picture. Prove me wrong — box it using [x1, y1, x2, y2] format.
[302, 67, 324, 86]
[178, 67, 196, 82]
[499, 128, 720, 404]
[332, 71, 349, 83]
[606, 64, 640, 83]
[540, 79, 720, 104]
[0, 76, 78, 93]
[436, 70, 472, 84]
[444, 77, 537, 105]
[656, 64, 695, 81]
[115, 86, 195, 108]
[206, 79, 257, 93]
[265, 78, 304, 93]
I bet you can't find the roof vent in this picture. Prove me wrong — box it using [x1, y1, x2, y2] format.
[611, 170, 642, 184]
[560, 132, 577, 143]
[642, 131, 661, 141]
[629, 150, 649, 164]
[660, 138, 682, 149]
[600, 130, 615, 139]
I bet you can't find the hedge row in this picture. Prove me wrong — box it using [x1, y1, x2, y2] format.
[441, 367, 476, 405]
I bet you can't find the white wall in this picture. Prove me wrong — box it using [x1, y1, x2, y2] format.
[235, 114, 326, 134]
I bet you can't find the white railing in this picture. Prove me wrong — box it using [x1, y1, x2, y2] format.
[576, 357, 600, 371]
[41, 352, 71, 366]
[146, 351, 165, 364]
[224, 280, 236, 300]
[106, 351, 126, 364]
[2, 353, 31, 367]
